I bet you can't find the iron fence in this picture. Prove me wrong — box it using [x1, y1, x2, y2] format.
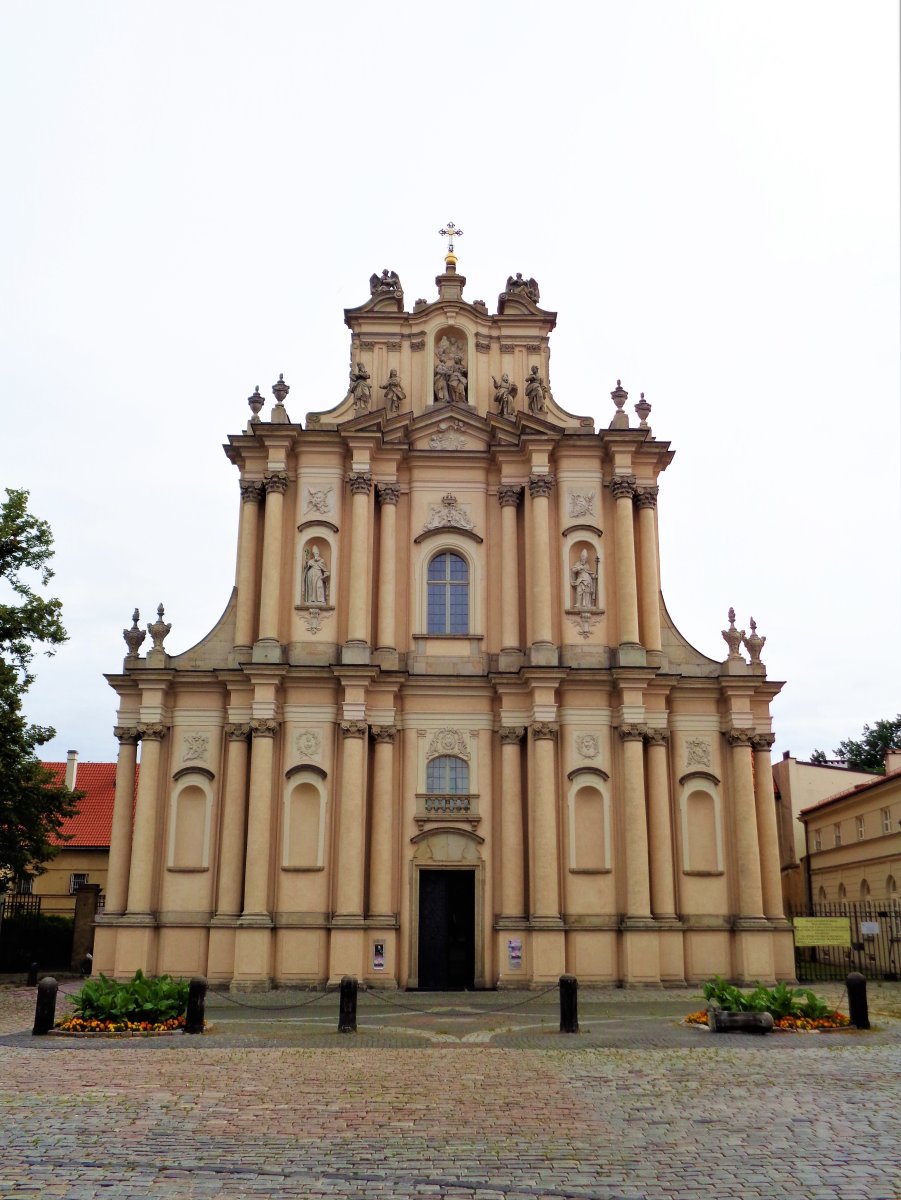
[788, 901, 901, 982]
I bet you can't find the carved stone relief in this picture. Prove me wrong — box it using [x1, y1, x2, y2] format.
[295, 730, 321, 761]
[567, 611, 603, 639]
[575, 733, 599, 759]
[426, 729, 470, 761]
[182, 733, 209, 764]
[421, 494, 475, 534]
[685, 737, 712, 768]
[301, 607, 333, 635]
[428, 419, 466, 450]
[568, 491, 596, 519]
[305, 486, 333, 516]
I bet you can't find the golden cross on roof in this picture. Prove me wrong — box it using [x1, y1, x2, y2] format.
[439, 221, 463, 259]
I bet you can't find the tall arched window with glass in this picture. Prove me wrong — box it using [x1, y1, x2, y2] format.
[427, 552, 469, 634]
[426, 756, 470, 794]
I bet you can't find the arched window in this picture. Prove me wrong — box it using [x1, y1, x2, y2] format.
[426, 755, 469, 793]
[860, 879, 870, 902]
[838, 882, 847, 901]
[817, 886, 827, 904]
[886, 875, 897, 898]
[427, 552, 469, 634]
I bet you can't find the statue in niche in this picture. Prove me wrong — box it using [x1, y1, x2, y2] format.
[505, 273, 540, 303]
[570, 549, 598, 610]
[448, 355, 468, 404]
[380, 368, 406, 413]
[525, 365, 548, 414]
[492, 373, 518, 418]
[436, 333, 465, 362]
[344, 362, 371, 411]
[370, 269, 403, 300]
[303, 545, 330, 606]
[434, 351, 453, 404]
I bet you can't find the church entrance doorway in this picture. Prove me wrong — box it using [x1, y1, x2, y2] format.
[417, 869, 475, 990]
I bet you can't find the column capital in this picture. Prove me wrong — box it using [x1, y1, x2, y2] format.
[348, 471, 373, 496]
[608, 474, 637, 501]
[618, 723, 646, 742]
[750, 733, 776, 752]
[264, 472, 289, 495]
[137, 723, 166, 742]
[370, 725, 397, 743]
[341, 721, 368, 739]
[240, 480, 264, 504]
[531, 722, 558, 741]
[250, 718, 279, 739]
[634, 485, 659, 510]
[225, 722, 252, 741]
[497, 484, 524, 508]
[725, 728, 753, 748]
[528, 474, 555, 499]
[376, 482, 400, 506]
[499, 725, 525, 744]
[114, 725, 140, 745]
[644, 727, 669, 746]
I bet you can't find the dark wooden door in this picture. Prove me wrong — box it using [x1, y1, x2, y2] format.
[417, 870, 475, 990]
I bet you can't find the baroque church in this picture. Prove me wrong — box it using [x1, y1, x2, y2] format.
[95, 237, 793, 989]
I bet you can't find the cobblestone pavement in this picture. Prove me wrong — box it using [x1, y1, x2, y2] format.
[2, 983, 901, 1198]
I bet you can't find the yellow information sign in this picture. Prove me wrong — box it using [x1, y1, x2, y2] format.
[793, 917, 852, 947]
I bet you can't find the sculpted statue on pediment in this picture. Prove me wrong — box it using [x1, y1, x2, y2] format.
[525, 365, 548, 414]
[380, 368, 406, 413]
[492, 373, 518, 418]
[344, 362, 371, 412]
[369, 269, 403, 301]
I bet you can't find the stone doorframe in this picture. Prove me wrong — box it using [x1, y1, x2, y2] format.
[408, 826, 486, 990]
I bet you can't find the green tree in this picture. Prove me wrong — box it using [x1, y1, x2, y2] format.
[0, 489, 79, 884]
[811, 715, 901, 776]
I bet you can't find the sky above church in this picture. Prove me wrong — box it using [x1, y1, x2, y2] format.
[1, 1, 898, 764]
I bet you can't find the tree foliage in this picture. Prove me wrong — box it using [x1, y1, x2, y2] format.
[0, 488, 79, 883]
[811, 715, 901, 776]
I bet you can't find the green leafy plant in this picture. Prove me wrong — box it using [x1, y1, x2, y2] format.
[702, 976, 836, 1020]
[68, 970, 189, 1024]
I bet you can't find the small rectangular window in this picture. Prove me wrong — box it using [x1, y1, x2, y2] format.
[69, 873, 89, 894]
[15, 876, 33, 894]
[834, 824, 842, 847]
[856, 816, 865, 840]
[814, 829, 822, 851]
[882, 808, 892, 834]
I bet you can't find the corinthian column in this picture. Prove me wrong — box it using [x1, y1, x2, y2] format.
[635, 487, 662, 653]
[497, 486, 523, 652]
[215, 724, 251, 917]
[257, 473, 288, 645]
[367, 726, 396, 918]
[345, 473, 373, 648]
[530, 723, 561, 920]
[375, 484, 400, 651]
[608, 475, 639, 645]
[234, 481, 263, 654]
[751, 733, 785, 920]
[105, 726, 140, 915]
[334, 721, 368, 918]
[125, 724, 167, 915]
[644, 728, 676, 919]
[499, 726, 526, 917]
[619, 724, 652, 918]
[240, 719, 278, 920]
[726, 730, 765, 919]
[527, 475, 555, 651]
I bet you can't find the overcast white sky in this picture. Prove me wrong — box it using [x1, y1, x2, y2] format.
[1, 1, 898, 765]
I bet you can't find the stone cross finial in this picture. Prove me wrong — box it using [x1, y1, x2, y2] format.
[147, 604, 171, 652]
[123, 609, 146, 659]
[721, 607, 745, 661]
[439, 222, 463, 257]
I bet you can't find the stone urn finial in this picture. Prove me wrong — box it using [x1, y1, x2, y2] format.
[147, 603, 171, 653]
[272, 373, 290, 405]
[610, 379, 629, 429]
[123, 608, 146, 660]
[742, 616, 766, 667]
[247, 385, 264, 422]
[635, 391, 652, 428]
[721, 607, 746, 660]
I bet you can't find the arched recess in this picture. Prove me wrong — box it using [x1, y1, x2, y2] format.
[295, 524, 338, 616]
[561, 530, 605, 618]
[282, 769, 328, 870]
[167, 772, 214, 871]
[886, 874, 897, 899]
[430, 326, 472, 406]
[859, 878, 870, 902]
[678, 774, 723, 874]
[838, 882, 847, 901]
[817, 886, 828, 904]
[413, 536, 480, 637]
[567, 770, 611, 872]
[409, 827, 485, 989]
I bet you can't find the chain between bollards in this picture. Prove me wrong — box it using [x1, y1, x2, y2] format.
[847, 971, 869, 1030]
[559, 973, 579, 1033]
[338, 975, 357, 1033]
[185, 976, 207, 1034]
[32, 977, 58, 1036]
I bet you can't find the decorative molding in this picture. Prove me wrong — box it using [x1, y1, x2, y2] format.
[376, 482, 401, 506]
[562, 524, 604, 538]
[566, 766, 610, 782]
[528, 473, 555, 499]
[500, 343, 515, 353]
[114, 725, 140, 745]
[371, 725, 397, 744]
[138, 723, 167, 742]
[566, 610, 604, 639]
[304, 485, 333, 516]
[240, 480, 263, 504]
[526, 343, 541, 353]
[685, 737, 711, 768]
[679, 769, 721, 787]
[250, 719, 279, 739]
[725, 729, 753, 748]
[300, 606, 333, 635]
[264, 473, 289, 495]
[427, 728, 470, 760]
[340, 721, 368, 739]
[173, 766, 215, 782]
[531, 722, 558, 741]
[618, 723, 646, 742]
[285, 763, 327, 780]
[419, 494, 476, 535]
[428, 419, 466, 451]
[568, 491, 596, 519]
[225, 723, 251, 742]
[634, 486, 659, 510]
[411, 338, 425, 352]
[750, 733, 776, 752]
[347, 471, 373, 496]
[575, 733, 599, 759]
[387, 340, 401, 351]
[644, 728, 670, 747]
[295, 730, 321, 761]
[297, 520, 339, 534]
[607, 474, 636, 501]
[497, 484, 524, 508]
[476, 339, 490, 354]
[182, 733, 209, 763]
[499, 726, 525, 745]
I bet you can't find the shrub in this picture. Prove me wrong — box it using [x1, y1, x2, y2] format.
[702, 976, 838, 1021]
[67, 970, 189, 1025]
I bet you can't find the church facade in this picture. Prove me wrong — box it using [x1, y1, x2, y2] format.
[94, 248, 794, 989]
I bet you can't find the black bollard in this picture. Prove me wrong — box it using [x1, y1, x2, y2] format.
[185, 976, 208, 1034]
[338, 975, 357, 1033]
[559, 974, 579, 1034]
[26, 962, 38, 987]
[847, 971, 870, 1030]
[32, 976, 58, 1036]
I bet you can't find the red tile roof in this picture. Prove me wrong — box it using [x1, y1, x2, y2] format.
[43, 762, 139, 848]
[799, 766, 901, 818]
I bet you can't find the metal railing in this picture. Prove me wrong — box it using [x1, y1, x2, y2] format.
[788, 901, 901, 981]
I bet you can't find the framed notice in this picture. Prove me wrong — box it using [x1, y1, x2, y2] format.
[507, 938, 522, 969]
[792, 917, 852, 947]
[372, 941, 385, 971]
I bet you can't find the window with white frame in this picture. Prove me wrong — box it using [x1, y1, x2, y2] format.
[856, 816, 865, 840]
[814, 829, 822, 851]
[69, 873, 89, 894]
[833, 823, 842, 847]
[882, 807, 892, 834]
[426, 755, 470, 793]
[426, 552, 469, 634]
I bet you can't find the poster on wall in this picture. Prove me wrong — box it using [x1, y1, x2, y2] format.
[373, 941, 385, 971]
[507, 938, 522, 969]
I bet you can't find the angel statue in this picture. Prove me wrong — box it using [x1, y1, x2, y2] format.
[344, 362, 372, 411]
[380, 368, 406, 413]
[492, 373, 518, 418]
[525, 365, 548, 414]
[504, 272, 540, 304]
[370, 269, 403, 301]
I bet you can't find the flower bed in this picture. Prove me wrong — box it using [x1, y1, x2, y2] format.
[54, 970, 190, 1035]
[686, 978, 852, 1033]
[55, 1014, 186, 1035]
